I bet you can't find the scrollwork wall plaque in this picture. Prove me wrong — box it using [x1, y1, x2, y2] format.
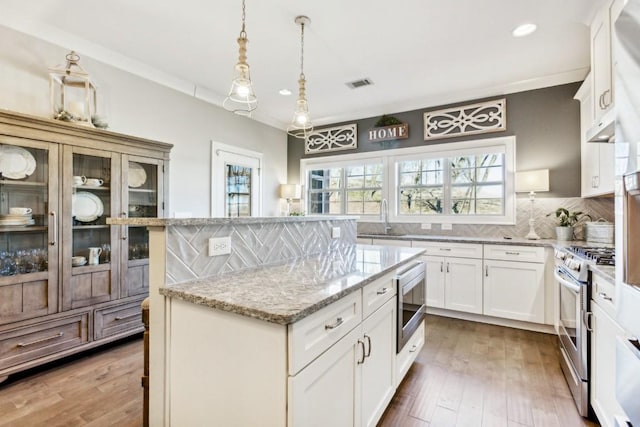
[424, 98, 506, 141]
[305, 123, 357, 154]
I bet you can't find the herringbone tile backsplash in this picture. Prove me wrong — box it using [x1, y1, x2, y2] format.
[358, 197, 614, 240]
[166, 219, 357, 284]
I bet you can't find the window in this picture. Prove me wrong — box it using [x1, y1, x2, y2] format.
[397, 152, 505, 216]
[301, 136, 515, 224]
[308, 161, 383, 216]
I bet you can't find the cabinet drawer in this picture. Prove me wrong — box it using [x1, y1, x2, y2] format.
[483, 244, 545, 263]
[288, 291, 362, 376]
[0, 312, 90, 370]
[362, 272, 396, 319]
[94, 301, 144, 340]
[396, 320, 424, 386]
[592, 273, 616, 317]
[411, 241, 482, 259]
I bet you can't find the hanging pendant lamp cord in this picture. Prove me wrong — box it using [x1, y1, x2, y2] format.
[299, 21, 305, 79]
[240, 0, 247, 38]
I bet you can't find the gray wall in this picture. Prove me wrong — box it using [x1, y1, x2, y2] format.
[288, 82, 582, 198]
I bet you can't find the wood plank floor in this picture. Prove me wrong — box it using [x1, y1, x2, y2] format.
[0, 316, 599, 427]
[378, 315, 600, 427]
[0, 336, 143, 427]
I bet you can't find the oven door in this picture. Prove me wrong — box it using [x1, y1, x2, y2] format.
[555, 267, 589, 380]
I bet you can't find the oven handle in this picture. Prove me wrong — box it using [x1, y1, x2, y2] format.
[554, 267, 581, 293]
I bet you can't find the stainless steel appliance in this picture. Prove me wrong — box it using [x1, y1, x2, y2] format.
[614, 3, 640, 425]
[554, 245, 616, 417]
[395, 261, 426, 353]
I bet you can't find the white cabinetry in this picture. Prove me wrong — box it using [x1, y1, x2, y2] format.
[289, 298, 397, 427]
[575, 74, 615, 197]
[591, 5, 614, 123]
[590, 273, 626, 427]
[483, 245, 545, 323]
[413, 242, 483, 314]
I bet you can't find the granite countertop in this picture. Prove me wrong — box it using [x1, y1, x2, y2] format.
[108, 215, 357, 226]
[590, 264, 615, 282]
[359, 233, 563, 247]
[160, 245, 424, 325]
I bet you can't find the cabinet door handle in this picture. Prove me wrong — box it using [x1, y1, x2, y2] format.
[602, 89, 612, 108]
[324, 317, 343, 330]
[409, 344, 418, 353]
[505, 251, 520, 256]
[599, 92, 605, 110]
[357, 340, 366, 364]
[18, 332, 64, 347]
[364, 334, 372, 358]
[446, 262, 450, 273]
[598, 292, 613, 302]
[584, 311, 594, 332]
[440, 261, 443, 273]
[49, 211, 57, 246]
[115, 312, 140, 321]
[439, 248, 451, 251]
[485, 265, 489, 277]
[376, 287, 389, 295]
[121, 211, 128, 217]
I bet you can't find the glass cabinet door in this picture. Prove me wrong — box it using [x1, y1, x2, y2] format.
[0, 139, 59, 323]
[62, 146, 119, 310]
[121, 156, 164, 298]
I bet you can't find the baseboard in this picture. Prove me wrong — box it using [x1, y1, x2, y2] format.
[426, 307, 556, 334]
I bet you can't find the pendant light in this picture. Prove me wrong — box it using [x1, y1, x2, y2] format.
[287, 16, 313, 139]
[223, 0, 257, 116]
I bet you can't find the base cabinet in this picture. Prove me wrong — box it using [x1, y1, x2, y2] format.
[483, 260, 545, 323]
[591, 300, 626, 427]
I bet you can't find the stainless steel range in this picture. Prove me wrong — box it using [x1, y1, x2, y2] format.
[553, 245, 615, 417]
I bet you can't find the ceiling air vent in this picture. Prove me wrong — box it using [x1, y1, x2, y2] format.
[346, 78, 373, 89]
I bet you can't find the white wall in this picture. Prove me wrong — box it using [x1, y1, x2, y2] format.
[0, 25, 287, 217]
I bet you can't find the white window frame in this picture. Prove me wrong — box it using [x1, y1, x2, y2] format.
[300, 136, 516, 225]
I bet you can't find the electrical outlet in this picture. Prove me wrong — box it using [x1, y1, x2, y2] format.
[441, 223, 453, 230]
[421, 223, 432, 230]
[332, 226, 341, 238]
[208, 236, 231, 256]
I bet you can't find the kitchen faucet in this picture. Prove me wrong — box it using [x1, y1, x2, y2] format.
[380, 198, 392, 234]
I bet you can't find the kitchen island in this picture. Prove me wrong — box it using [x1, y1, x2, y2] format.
[107, 216, 425, 426]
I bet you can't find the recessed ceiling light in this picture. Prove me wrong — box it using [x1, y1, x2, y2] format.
[279, 89, 292, 96]
[512, 23, 537, 37]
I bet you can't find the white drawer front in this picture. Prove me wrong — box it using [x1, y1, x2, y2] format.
[396, 320, 424, 386]
[483, 244, 545, 263]
[362, 272, 396, 319]
[288, 291, 362, 375]
[592, 273, 616, 317]
[372, 238, 412, 247]
[411, 241, 483, 259]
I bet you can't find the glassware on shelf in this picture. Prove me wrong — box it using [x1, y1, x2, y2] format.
[0, 248, 48, 276]
[101, 243, 111, 263]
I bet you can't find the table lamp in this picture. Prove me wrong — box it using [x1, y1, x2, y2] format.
[280, 184, 301, 215]
[515, 169, 550, 240]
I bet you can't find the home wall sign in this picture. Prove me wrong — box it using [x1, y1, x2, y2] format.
[368, 123, 409, 142]
[305, 123, 357, 154]
[424, 98, 506, 141]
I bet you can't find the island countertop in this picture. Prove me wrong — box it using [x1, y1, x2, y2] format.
[159, 244, 424, 325]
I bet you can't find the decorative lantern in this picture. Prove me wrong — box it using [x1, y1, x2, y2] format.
[49, 51, 97, 126]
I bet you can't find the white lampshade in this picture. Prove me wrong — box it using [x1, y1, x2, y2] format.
[280, 184, 301, 199]
[515, 169, 550, 193]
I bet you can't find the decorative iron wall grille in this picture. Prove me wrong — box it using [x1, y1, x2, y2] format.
[305, 123, 357, 154]
[424, 98, 506, 141]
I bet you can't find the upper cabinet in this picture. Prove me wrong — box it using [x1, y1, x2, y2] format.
[576, 75, 615, 197]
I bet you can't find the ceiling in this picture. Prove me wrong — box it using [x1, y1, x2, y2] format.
[0, 0, 607, 130]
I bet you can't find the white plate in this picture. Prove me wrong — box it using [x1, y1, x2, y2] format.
[72, 191, 104, 222]
[0, 145, 36, 179]
[128, 162, 147, 188]
[0, 218, 35, 226]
